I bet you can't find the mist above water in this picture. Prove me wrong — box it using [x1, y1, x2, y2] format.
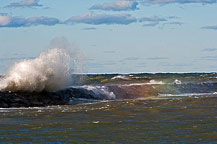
[0, 38, 84, 92]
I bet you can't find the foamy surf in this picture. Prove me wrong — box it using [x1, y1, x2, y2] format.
[0, 38, 85, 92]
[71, 85, 116, 100]
[0, 48, 76, 92]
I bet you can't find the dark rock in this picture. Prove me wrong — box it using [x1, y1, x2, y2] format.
[0, 86, 103, 108]
[0, 91, 71, 108]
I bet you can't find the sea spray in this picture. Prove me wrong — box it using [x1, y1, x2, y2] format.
[49, 37, 85, 73]
[0, 38, 85, 92]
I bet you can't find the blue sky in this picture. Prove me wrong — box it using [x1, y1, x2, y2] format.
[0, 0, 217, 74]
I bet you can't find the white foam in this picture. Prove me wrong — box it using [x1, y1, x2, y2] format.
[149, 80, 164, 85]
[174, 79, 182, 84]
[0, 48, 78, 92]
[79, 85, 116, 100]
[159, 92, 214, 97]
[122, 80, 164, 87]
[111, 75, 130, 80]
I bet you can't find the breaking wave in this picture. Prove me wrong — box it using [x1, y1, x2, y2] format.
[0, 48, 74, 92]
[0, 38, 84, 92]
[111, 75, 130, 80]
[59, 82, 217, 100]
[1, 72, 217, 107]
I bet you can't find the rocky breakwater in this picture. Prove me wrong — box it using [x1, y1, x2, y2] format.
[0, 91, 71, 108]
[0, 87, 106, 108]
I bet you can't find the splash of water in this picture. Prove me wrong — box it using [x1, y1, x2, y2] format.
[0, 48, 71, 92]
[0, 39, 84, 92]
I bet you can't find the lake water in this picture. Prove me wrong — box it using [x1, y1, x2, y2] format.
[1, 96, 217, 143]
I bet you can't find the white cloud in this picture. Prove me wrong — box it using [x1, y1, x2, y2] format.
[27, 17, 60, 26]
[0, 15, 60, 27]
[142, 0, 216, 4]
[140, 16, 167, 22]
[0, 13, 183, 28]
[143, 22, 159, 27]
[164, 22, 184, 25]
[140, 16, 167, 27]
[7, 0, 42, 8]
[0, 15, 11, 26]
[90, 0, 139, 11]
[201, 25, 217, 30]
[66, 12, 137, 25]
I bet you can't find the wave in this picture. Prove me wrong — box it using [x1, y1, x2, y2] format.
[59, 82, 217, 100]
[0, 48, 74, 92]
[173, 79, 182, 84]
[111, 75, 131, 80]
[1, 81, 217, 107]
[158, 92, 217, 97]
[73, 85, 116, 100]
[0, 46, 217, 108]
[0, 38, 85, 92]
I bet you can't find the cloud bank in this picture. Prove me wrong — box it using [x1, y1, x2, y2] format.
[140, 16, 167, 22]
[164, 22, 184, 26]
[0, 15, 59, 27]
[66, 12, 137, 25]
[142, 0, 216, 4]
[7, 0, 42, 8]
[0, 13, 182, 27]
[140, 16, 168, 27]
[90, 0, 139, 11]
[201, 25, 217, 30]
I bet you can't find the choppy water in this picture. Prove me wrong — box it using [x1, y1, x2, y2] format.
[0, 97, 217, 143]
[1, 73, 217, 143]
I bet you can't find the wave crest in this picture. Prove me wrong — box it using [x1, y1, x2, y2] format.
[0, 48, 75, 92]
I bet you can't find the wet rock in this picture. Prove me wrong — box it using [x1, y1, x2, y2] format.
[0, 91, 71, 108]
[0, 87, 102, 108]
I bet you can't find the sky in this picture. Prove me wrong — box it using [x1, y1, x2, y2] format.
[0, 0, 217, 74]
